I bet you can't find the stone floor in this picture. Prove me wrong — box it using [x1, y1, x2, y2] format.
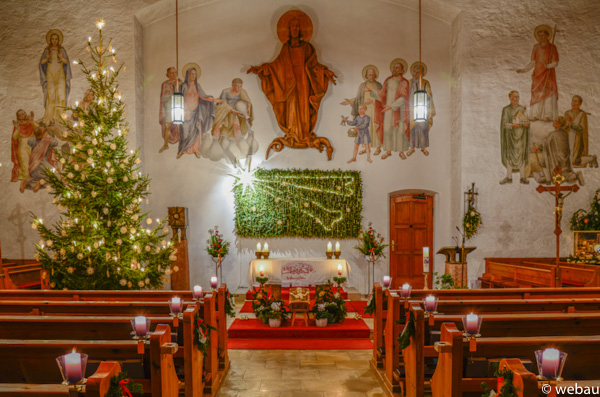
[217, 293, 383, 396]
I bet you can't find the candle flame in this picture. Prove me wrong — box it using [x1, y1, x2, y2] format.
[96, 18, 105, 30]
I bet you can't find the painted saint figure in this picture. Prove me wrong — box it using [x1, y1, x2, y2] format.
[25, 122, 59, 193]
[212, 78, 253, 142]
[39, 29, 72, 125]
[248, 10, 337, 160]
[517, 25, 559, 122]
[565, 95, 597, 168]
[407, 62, 436, 157]
[367, 58, 410, 160]
[533, 117, 583, 186]
[159, 67, 181, 153]
[340, 65, 383, 155]
[177, 63, 216, 159]
[11, 110, 35, 191]
[500, 91, 530, 184]
[344, 104, 372, 163]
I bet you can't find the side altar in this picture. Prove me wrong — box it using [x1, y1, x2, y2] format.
[247, 257, 351, 286]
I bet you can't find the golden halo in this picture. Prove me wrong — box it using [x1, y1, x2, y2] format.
[46, 29, 64, 46]
[361, 65, 379, 81]
[277, 10, 313, 43]
[181, 63, 202, 81]
[534, 24, 553, 42]
[410, 61, 428, 77]
[389, 58, 408, 75]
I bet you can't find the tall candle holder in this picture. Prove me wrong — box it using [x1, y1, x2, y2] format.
[130, 316, 152, 354]
[535, 348, 567, 381]
[56, 350, 88, 390]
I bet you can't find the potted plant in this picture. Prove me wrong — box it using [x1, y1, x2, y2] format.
[312, 303, 330, 327]
[251, 283, 274, 324]
[266, 301, 289, 328]
[314, 281, 347, 324]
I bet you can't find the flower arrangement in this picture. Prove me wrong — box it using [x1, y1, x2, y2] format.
[314, 280, 347, 323]
[312, 303, 330, 320]
[251, 284, 288, 323]
[265, 301, 289, 320]
[463, 205, 482, 240]
[194, 312, 217, 356]
[106, 371, 143, 397]
[206, 226, 229, 259]
[355, 222, 388, 259]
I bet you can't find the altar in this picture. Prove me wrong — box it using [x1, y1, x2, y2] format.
[247, 257, 351, 286]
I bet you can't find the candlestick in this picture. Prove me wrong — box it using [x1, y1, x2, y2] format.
[259, 264, 265, 277]
[134, 316, 147, 337]
[464, 313, 479, 334]
[327, 241, 332, 253]
[335, 241, 340, 252]
[401, 283, 411, 298]
[64, 349, 83, 384]
[424, 295, 437, 312]
[256, 242, 262, 252]
[170, 297, 182, 314]
[210, 276, 218, 289]
[541, 348, 560, 378]
[382, 276, 391, 288]
[193, 285, 203, 300]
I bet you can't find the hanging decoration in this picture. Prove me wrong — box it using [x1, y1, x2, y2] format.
[462, 183, 482, 240]
[233, 168, 362, 238]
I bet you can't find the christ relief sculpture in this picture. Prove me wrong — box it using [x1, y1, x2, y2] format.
[248, 10, 337, 160]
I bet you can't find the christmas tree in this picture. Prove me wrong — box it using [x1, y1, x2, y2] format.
[32, 21, 175, 290]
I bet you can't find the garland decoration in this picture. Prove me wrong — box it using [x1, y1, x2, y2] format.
[481, 364, 519, 397]
[233, 168, 362, 238]
[363, 288, 376, 315]
[397, 313, 415, 350]
[571, 189, 600, 230]
[194, 312, 217, 356]
[463, 205, 482, 240]
[106, 371, 143, 397]
[224, 288, 236, 318]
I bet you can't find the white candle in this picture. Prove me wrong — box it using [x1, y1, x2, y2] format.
[401, 283, 411, 298]
[193, 285, 203, 299]
[541, 348, 560, 378]
[210, 276, 218, 289]
[264, 243, 269, 253]
[425, 295, 436, 312]
[327, 241, 332, 253]
[335, 241, 340, 252]
[256, 242, 262, 252]
[134, 316, 147, 336]
[337, 263, 343, 276]
[465, 313, 478, 334]
[382, 276, 391, 288]
[422, 247, 430, 273]
[259, 264, 265, 277]
[170, 297, 181, 313]
[65, 348, 83, 383]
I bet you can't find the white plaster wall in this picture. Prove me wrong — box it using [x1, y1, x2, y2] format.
[140, 0, 453, 293]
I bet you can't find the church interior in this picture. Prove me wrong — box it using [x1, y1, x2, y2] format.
[1, 0, 600, 395]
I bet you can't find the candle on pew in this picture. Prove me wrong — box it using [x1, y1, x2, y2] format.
[211, 276, 218, 289]
[259, 264, 265, 277]
[256, 242, 262, 252]
[424, 295, 437, 312]
[65, 348, 83, 383]
[134, 316, 147, 337]
[335, 241, 340, 252]
[193, 285, 203, 299]
[337, 263, 343, 276]
[541, 348, 560, 378]
[382, 276, 391, 288]
[327, 241, 332, 253]
[263, 242, 269, 253]
[401, 283, 411, 298]
[465, 313, 478, 334]
[170, 297, 182, 314]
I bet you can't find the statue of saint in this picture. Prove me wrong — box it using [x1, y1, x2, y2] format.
[248, 10, 336, 160]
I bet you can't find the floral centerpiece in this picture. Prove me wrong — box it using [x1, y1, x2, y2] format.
[314, 280, 347, 323]
[355, 222, 388, 260]
[251, 284, 288, 324]
[206, 226, 230, 262]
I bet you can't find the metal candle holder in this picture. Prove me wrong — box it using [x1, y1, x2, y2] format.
[334, 250, 341, 259]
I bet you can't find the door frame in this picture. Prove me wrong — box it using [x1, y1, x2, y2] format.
[389, 189, 438, 289]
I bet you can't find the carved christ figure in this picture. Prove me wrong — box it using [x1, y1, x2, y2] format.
[248, 10, 337, 160]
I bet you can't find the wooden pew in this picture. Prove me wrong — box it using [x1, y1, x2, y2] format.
[371, 283, 385, 369]
[0, 263, 47, 290]
[431, 323, 600, 397]
[0, 324, 179, 397]
[0, 361, 121, 396]
[481, 260, 556, 288]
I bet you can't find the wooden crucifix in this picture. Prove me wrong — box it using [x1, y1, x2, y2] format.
[536, 166, 579, 286]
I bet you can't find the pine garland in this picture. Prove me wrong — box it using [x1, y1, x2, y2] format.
[363, 288, 376, 315]
[463, 205, 482, 240]
[397, 313, 415, 350]
[481, 364, 519, 397]
[194, 312, 216, 356]
[31, 28, 173, 290]
[106, 372, 143, 397]
[233, 168, 362, 238]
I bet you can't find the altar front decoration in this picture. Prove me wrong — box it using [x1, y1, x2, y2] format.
[233, 168, 362, 238]
[247, 257, 351, 286]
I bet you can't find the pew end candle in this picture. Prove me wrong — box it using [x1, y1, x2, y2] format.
[382, 275, 391, 288]
[423, 295, 438, 312]
[401, 283, 412, 298]
[193, 285, 203, 300]
[536, 348, 567, 380]
[130, 315, 151, 338]
[169, 297, 182, 314]
[462, 312, 482, 336]
[56, 348, 88, 385]
[210, 276, 218, 289]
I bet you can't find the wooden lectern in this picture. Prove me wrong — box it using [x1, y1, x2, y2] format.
[436, 246, 476, 288]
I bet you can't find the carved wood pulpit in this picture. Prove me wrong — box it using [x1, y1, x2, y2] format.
[436, 246, 476, 288]
[168, 207, 190, 290]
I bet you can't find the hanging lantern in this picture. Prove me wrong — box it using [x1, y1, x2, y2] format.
[171, 92, 184, 124]
[414, 89, 428, 122]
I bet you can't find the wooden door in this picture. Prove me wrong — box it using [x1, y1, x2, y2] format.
[390, 193, 433, 289]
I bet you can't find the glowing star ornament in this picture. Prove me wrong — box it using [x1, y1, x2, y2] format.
[230, 163, 257, 195]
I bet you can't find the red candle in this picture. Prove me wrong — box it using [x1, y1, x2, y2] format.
[134, 316, 147, 337]
[541, 348, 560, 378]
[465, 313, 478, 334]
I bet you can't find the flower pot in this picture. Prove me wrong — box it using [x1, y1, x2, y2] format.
[268, 318, 281, 328]
[315, 318, 328, 327]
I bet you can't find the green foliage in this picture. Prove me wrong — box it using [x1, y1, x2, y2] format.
[397, 313, 415, 350]
[223, 288, 236, 318]
[571, 189, 600, 230]
[194, 312, 217, 356]
[205, 226, 229, 258]
[481, 364, 519, 397]
[314, 281, 347, 323]
[355, 222, 388, 258]
[433, 272, 467, 290]
[250, 284, 288, 321]
[233, 168, 362, 238]
[106, 371, 143, 397]
[463, 205, 482, 239]
[312, 303, 331, 319]
[31, 30, 173, 290]
[363, 288, 376, 315]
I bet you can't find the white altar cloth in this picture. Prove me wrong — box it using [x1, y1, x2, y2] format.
[247, 257, 351, 286]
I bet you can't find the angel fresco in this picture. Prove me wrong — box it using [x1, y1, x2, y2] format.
[248, 10, 337, 160]
[40, 29, 72, 125]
